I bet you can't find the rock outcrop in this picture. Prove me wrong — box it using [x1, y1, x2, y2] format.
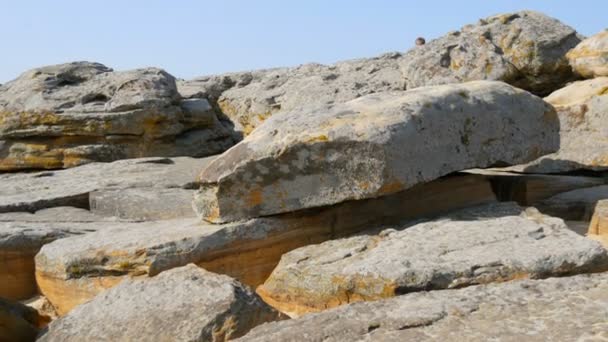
[0, 297, 49, 342]
[239, 273, 608, 341]
[195, 81, 558, 223]
[400, 11, 581, 96]
[35, 173, 496, 315]
[258, 202, 608, 317]
[567, 30, 608, 78]
[0, 62, 237, 171]
[38, 264, 283, 342]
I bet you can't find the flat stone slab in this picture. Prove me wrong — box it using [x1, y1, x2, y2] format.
[35, 173, 496, 315]
[567, 30, 608, 78]
[239, 273, 608, 341]
[0, 155, 214, 213]
[38, 264, 283, 342]
[195, 81, 558, 223]
[258, 202, 608, 316]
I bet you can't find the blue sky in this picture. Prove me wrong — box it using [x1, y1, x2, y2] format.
[1, 0, 606, 83]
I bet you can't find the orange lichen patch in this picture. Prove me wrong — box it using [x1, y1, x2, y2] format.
[305, 135, 329, 143]
[246, 189, 264, 208]
[358, 181, 370, 191]
[377, 180, 405, 196]
[591, 155, 608, 167]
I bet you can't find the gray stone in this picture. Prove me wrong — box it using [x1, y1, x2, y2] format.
[0, 155, 215, 213]
[90, 188, 197, 220]
[257, 202, 608, 316]
[568, 30, 608, 78]
[536, 185, 608, 221]
[194, 81, 558, 223]
[238, 273, 608, 342]
[0, 62, 237, 171]
[400, 11, 581, 96]
[38, 264, 283, 342]
[35, 173, 496, 315]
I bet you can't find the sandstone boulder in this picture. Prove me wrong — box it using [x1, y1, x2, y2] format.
[179, 53, 406, 134]
[508, 77, 608, 173]
[401, 11, 581, 96]
[257, 202, 608, 316]
[195, 81, 558, 223]
[239, 273, 608, 341]
[0, 297, 49, 342]
[38, 264, 283, 342]
[0, 155, 214, 213]
[567, 30, 608, 78]
[0, 62, 237, 171]
[35, 173, 496, 315]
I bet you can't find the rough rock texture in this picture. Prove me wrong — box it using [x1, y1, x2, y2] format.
[89, 188, 196, 220]
[195, 81, 558, 223]
[179, 52, 407, 134]
[22, 296, 58, 322]
[35, 173, 496, 315]
[258, 202, 608, 316]
[401, 11, 581, 96]
[238, 273, 608, 341]
[0, 297, 49, 342]
[588, 199, 608, 247]
[509, 77, 608, 173]
[38, 264, 283, 342]
[0, 155, 214, 213]
[0, 62, 237, 171]
[0, 207, 121, 300]
[536, 185, 608, 221]
[568, 30, 608, 78]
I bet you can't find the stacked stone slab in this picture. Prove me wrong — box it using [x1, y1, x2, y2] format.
[0, 62, 238, 171]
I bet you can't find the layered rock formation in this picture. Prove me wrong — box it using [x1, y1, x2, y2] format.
[0, 62, 237, 171]
[258, 203, 608, 316]
[195, 81, 558, 223]
[38, 265, 283, 341]
[568, 30, 608, 78]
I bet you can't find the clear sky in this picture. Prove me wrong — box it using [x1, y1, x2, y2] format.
[1, 0, 606, 83]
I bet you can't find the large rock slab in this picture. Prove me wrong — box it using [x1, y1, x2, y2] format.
[401, 11, 581, 96]
[38, 264, 283, 342]
[195, 81, 558, 223]
[35, 173, 496, 315]
[0, 297, 49, 342]
[0, 207, 121, 300]
[536, 185, 608, 221]
[567, 30, 608, 78]
[508, 77, 608, 173]
[179, 52, 406, 134]
[257, 202, 608, 317]
[0, 155, 214, 213]
[0, 62, 237, 171]
[239, 273, 608, 341]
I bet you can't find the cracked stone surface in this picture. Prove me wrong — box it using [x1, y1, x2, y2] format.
[239, 272, 608, 341]
[258, 202, 608, 316]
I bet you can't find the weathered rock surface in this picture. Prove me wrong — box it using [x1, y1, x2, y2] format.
[239, 273, 608, 341]
[588, 199, 608, 247]
[0, 207, 121, 300]
[195, 81, 558, 223]
[257, 202, 608, 316]
[89, 187, 196, 220]
[22, 296, 58, 322]
[507, 77, 608, 173]
[35, 173, 496, 315]
[0, 297, 49, 342]
[38, 264, 283, 342]
[400, 11, 581, 96]
[568, 30, 608, 78]
[0, 62, 237, 171]
[536, 185, 608, 221]
[179, 52, 407, 134]
[0, 155, 214, 213]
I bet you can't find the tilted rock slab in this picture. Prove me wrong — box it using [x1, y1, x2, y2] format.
[511, 77, 608, 173]
[258, 203, 608, 316]
[35, 173, 496, 315]
[179, 52, 407, 134]
[0, 155, 214, 213]
[401, 11, 581, 96]
[0, 207, 123, 300]
[38, 264, 283, 342]
[0, 62, 237, 171]
[195, 81, 558, 223]
[239, 273, 608, 342]
[568, 30, 608, 78]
